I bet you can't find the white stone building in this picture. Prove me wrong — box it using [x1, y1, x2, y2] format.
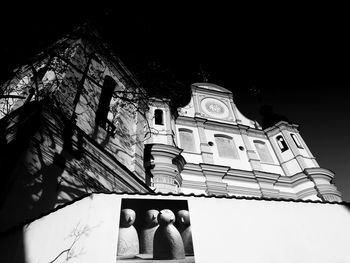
[145, 83, 341, 201]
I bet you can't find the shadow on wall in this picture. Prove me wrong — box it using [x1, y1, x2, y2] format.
[0, 101, 110, 233]
[0, 228, 25, 263]
[343, 202, 350, 216]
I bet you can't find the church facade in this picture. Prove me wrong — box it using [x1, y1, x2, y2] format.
[146, 83, 341, 202]
[0, 24, 348, 263]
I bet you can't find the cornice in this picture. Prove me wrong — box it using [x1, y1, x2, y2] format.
[148, 97, 171, 108]
[181, 180, 207, 190]
[264, 121, 300, 136]
[176, 116, 198, 127]
[317, 185, 342, 196]
[224, 169, 257, 183]
[226, 185, 261, 196]
[254, 170, 281, 182]
[237, 124, 266, 137]
[304, 167, 335, 183]
[182, 163, 204, 176]
[191, 83, 232, 97]
[176, 116, 268, 138]
[295, 187, 319, 200]
[277, 192, 298, 200]
[146, 143, 183, 158]
[199, 163, 230, 175]
[152, 170, 181, 179]
[203, 120, 241, 134]
[275, 172, 310, 187]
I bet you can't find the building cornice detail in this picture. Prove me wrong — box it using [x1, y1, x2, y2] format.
[226, 185, 262, 196]
[264, 121, 300, 136]
[304, 167, 335, 180]
[295, 187, 319, 199]
[191, 83, 232, 97]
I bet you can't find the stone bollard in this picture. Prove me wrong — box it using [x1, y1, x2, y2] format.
[117, 209, 139, 258]
[177, 209, 194, 256]
[153, 209, 185, 259]
[139, 209, 159, 254]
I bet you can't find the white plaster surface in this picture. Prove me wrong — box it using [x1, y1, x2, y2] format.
[181, 152, 203, 164]
[285, 158, 303, 175]
[15, 194, 350, 263]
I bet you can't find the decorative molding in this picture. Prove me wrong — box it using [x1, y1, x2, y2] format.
[295, 187, 319, 200]
[203, 120, 241, 134]
[148, 97, 171, 108]
[224, 169, 257, 183]
[191, 82, 232, 96]
[264, 121, 300, 134]
[176, 116, 199, 127]
[226, 185, 262, 197]
[181, 180, 207, 191]
[199, 163, 229, 196]
[304, 167, 335, 180]
[144, 143, 186, 193]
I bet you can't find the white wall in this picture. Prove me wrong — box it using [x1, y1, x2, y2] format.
[5, 193, 349, 263]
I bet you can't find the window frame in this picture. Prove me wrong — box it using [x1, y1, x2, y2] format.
[253, 139, 274, 164]
[214, 134, 240, 159]
[276, 135, 289, 152]
[154, 109, 164, 125]
[178, 128, 196, 153]
[291, 133, 303, 149]
[95, 75, 116, 129]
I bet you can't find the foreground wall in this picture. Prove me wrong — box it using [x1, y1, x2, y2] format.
[1, 193, 350, 263]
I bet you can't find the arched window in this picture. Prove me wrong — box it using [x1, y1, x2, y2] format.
[154, 109, 164, 125]
[291, 133, 303, 149]
[214, 135, 239, 159]
[254, 140, 274, 163]
[276, 135, 288, 152]
[179, 128, 195, 152]
[95, 76, 116, 128]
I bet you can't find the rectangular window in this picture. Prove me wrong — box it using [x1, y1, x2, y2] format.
[276, 135, 289, 152]
[154, 109, 164, 125]
[254, 140, 274, 163]
[95, 75, 116, 128]
[291, 133, 303, 149]
[215, 135, 239, 159]
[179, 129, 195, 152]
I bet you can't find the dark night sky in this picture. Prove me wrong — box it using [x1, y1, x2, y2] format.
[1, 4, 349, 200]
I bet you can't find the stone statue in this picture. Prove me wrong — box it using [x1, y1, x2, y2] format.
[117, 208, 139, 258]
[139, 209, 159, 254]
[177, 209, 194, 256]
[153, 209, 185, 259]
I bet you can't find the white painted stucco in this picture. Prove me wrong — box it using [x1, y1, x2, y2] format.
[8, 193, 350, 263]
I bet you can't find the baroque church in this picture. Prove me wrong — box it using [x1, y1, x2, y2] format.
[0, 24, 348, 263]
[146, 83, 341, 201]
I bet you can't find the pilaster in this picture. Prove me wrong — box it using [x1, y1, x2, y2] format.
[254, 171, 280, 198]
[195, 117, 214, 164]
[200, 164, 229, 196]
[238, 126, 262, 171]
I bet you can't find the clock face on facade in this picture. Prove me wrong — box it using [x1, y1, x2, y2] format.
[200, 98, 230, 119]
